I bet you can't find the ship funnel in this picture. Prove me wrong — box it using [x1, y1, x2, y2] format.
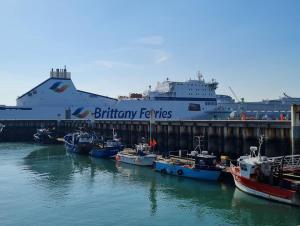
[50, 67, 71, 79]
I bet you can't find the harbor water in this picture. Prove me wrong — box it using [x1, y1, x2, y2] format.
[0, 143, 299, 226]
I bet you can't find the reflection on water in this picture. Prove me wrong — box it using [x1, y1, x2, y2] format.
[231, 189, 300, 226]
[0, 143, 298, 226]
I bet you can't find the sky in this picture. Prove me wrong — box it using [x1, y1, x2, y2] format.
[0, 0, 299, 105]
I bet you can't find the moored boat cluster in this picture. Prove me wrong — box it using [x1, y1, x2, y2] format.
[33, 127, 300, 207]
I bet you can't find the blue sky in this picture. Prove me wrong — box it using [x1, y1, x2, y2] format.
[0, 0, 299, 105]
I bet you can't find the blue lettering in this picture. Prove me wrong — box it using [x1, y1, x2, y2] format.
[95, 107, 101, 119]
[145, 110, 150, 119]
[131, 111, 137, 119]
[96, 107, 172, 120]
[118, 111, 125, 118]
[140, 108, 147, 118]
[162, 111, 168, 118]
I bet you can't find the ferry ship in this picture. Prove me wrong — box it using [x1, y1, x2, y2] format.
[217, 93, 300, 120]
[0, 68, 230, 120]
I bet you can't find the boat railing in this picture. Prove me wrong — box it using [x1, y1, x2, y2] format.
[269, 155, 300, 171]
[169, 150, 190, 158]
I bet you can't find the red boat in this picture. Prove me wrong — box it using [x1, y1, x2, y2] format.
[230, 136, 300, 206]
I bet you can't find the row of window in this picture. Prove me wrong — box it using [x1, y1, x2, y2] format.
[187, 93, 214, 96]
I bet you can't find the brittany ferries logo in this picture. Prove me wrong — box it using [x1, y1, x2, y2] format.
[50, 82, 69, 93]
[72, 108, 91, 118]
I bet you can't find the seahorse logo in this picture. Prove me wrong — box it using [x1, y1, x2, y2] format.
[50, 82, 69, 93]
[72, 107, 91, 118]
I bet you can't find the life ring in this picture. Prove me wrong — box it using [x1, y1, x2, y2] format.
[115, 155, 121, 161]
[160, 168, 167, 174]
[177, 169, 184, 176]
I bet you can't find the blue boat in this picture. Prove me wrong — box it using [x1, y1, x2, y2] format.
[64, 131, 95, 155]
[155, 136, 224, 181]
[89, 129, 124, 158]
[90, 140, 124, 158]
[155, 154, 223, 181]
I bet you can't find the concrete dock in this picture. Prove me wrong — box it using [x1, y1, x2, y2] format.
[0, 119, 295, 157]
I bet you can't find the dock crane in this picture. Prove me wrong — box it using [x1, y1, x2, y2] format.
[228, 87, 245, 119]
[229, 87, 242, 103]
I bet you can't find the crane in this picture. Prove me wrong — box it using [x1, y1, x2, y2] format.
[229, 86, 241, 103]
[228, 86, 245, 119]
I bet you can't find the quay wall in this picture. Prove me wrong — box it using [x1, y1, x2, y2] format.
[0, 119, 295, 157]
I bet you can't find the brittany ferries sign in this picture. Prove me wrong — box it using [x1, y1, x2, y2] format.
[94, 107, 173, 120]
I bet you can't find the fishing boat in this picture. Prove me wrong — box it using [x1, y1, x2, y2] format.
[63, 130, 95, 155]
[155, 136, 223, 181]
[89, 130, 124, 158]
[33, 128, 57, 144]
[230, 136, 300, 206]
[116, 142, 156, 166]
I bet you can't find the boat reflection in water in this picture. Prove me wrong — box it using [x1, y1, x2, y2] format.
[21, 145, 300, 225]
[231, 189, 300, 225]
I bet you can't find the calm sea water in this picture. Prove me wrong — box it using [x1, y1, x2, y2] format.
[0, 143, 299, 226]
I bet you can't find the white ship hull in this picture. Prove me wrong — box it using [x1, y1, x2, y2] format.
[0, 68, 229, 120]
[117, 153, 156, 166]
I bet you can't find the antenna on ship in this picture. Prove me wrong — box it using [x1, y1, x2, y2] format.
[197, 71, 203, 81]
[64, 65, 67, 77]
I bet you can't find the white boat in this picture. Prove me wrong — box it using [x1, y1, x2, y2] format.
[116, 143, 156, 166]
[0, 67, 230, 120]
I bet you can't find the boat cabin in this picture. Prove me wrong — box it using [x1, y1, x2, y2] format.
[194, 151, 217, 168]
[77, 132, 93, 144]
[238, 146, 273, 179]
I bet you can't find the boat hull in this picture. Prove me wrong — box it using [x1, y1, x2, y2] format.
[116, 153, 156, 166]
[155, 161, 221, 181]
[65, 143, 93, 155]
[230, 166, 300, 206]
[90, 147, 120, 158]
[34, 134, 58, 145]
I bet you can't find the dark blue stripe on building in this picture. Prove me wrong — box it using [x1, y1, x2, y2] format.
[0, 107, 32, 110]
[154, 97, 217, 101]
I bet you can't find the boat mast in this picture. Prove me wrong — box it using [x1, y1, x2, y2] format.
[149, 109, 155, 152]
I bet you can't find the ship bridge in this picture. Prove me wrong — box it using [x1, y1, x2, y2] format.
[146, 74, 218, 102]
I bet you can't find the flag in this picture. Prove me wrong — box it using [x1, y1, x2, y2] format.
[149, 139, 157, 148]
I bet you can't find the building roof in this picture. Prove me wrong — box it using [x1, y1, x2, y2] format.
[17, 77, 71, 100]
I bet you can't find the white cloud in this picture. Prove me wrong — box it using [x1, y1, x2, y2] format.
[137, 35, 164, 46]
[95, 60, 135, 69]
[154, 50, 171, 64]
